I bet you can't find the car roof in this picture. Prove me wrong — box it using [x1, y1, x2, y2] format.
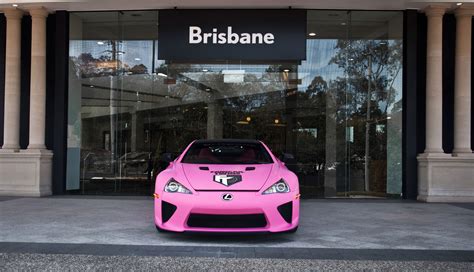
[193, 139, 262, 145]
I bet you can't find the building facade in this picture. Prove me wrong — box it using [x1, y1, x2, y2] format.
[0, 0, 472, 201]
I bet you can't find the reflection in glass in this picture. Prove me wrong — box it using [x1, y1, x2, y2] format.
[67, 10, 403, 197]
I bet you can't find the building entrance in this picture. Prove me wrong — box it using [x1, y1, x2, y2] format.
[67, 10, 403, 197]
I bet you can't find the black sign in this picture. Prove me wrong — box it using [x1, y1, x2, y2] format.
[158, 10, 307, 61]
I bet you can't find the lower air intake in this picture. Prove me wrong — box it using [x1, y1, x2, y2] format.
[161, 201, 177, 223]
[187, 214, 267, 228]
[277, 201, 293, 223]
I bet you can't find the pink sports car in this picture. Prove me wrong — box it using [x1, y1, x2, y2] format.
[153, 139, 300, 233]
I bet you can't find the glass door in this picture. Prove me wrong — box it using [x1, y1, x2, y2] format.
[302, 10, 403, 197]
[68, 11, 159, 195]
[343, 11, 403, 197]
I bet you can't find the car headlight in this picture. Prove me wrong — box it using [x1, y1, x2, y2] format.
[164, 178, 192, 194]
[262, 179, 290, 194]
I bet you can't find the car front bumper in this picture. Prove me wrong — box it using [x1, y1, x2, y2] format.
[154, 191, 299, 233]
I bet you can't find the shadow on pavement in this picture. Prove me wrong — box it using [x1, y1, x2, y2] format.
[159, 231, 297, 245]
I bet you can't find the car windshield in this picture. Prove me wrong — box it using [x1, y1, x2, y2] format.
[181, 142, 273, 164]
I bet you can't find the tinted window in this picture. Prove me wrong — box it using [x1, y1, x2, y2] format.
[181, 142, 273, 164]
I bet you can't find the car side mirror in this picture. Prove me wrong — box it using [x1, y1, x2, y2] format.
[279, 153, 296, 164]
[161, 153, 176, 163]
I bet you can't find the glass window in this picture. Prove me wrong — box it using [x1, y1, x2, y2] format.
[67, 10, 403, 197]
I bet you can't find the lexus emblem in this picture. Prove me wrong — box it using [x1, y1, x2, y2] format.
[222, 193, 233, 201]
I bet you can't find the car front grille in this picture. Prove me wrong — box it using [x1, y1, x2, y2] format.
[187, 213, 267, 228]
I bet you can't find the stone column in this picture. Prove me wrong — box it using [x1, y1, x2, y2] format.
[417, 5, 450, 202]
[28, 8, 49, 150]
[1, 8, 23, 151]
[0, 8, 53, 197]
[453, 7, 474, 155]
[423, 6, 446, 154]
[417, 5, 474, 202]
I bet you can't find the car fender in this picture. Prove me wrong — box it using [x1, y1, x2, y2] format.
[260, 162, 299, 193]
[154, 162, 194, 194]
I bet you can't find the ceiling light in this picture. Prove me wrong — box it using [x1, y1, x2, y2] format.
[97, 41, 105, 45]
[387, 116, 392, 120]
[157, 73, 167, 77]
[222, 69, 245, 83]
[308, 32, 316, 37]
[134, 58, 141, 61]
[202, 69, 208, 72]
[12, 4, 18, 7]
[283, 69, 290, 72]
[205, 88, 211, 92]
[274, 119, 280, 124]
[457, 3, 463, 6]
[246, 116, 251, 122]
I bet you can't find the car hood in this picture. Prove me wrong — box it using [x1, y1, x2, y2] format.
[180, 163, 274, 191]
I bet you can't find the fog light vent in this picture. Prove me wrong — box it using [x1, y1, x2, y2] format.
[161, 201, 177, 223]
[277, 201, 293, 223]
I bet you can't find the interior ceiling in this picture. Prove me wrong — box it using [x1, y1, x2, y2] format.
[0, 0, 469, 12]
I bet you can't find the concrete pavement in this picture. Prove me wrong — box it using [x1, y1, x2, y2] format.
[1, 197, 473, 270]
[1, 197, 473, 250]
